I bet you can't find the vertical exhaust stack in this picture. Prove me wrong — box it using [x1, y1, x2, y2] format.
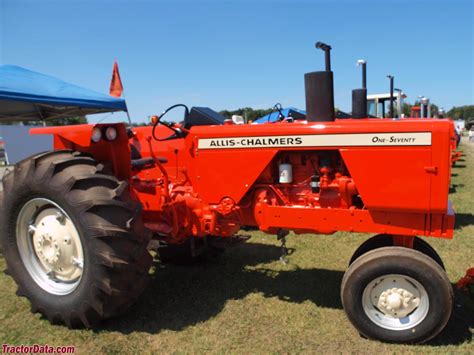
[420, 97, 431, 118]
[352, 59, 368, 118]
[305, 42, 335, 122]
[387, 75, 394, 118]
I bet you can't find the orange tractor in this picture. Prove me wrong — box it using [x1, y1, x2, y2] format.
[0, 43, 457, 344]
[410, 99, 462, 165]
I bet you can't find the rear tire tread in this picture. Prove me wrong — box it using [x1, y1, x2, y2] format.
[0, 150, 152, 328]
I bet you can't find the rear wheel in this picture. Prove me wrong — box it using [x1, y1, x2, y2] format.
[0, 150, 153, 327]
[341, 247, 453, 343]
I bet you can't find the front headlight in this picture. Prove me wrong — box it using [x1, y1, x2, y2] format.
[105, 126, 118, 141]
[91, 127, 102, 143]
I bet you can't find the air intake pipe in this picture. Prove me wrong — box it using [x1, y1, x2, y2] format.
[352, 60, 367, 118]
[305, 42, 335, 122]
[420, 96, 431, 118]
[387, 75, 394, 118]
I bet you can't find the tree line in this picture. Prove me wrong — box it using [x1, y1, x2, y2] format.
[447, 105, 474, 120]
[8, 104, 472, 126]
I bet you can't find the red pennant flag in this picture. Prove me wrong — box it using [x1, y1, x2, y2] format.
[109, 61, 123, 97]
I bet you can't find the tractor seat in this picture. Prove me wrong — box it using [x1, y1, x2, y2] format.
[131, 156, 168, 171]
[184, 107, 226, 129]
[130, 144, 168, 171]
[131, 157, 155, 170]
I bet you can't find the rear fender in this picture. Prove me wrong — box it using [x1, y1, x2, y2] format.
[30, 123, 131, 180]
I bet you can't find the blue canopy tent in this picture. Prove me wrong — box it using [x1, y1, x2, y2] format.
[0, 65, 127, 122]
[254, 107, 306, 123]
[254, 106, 353, 123]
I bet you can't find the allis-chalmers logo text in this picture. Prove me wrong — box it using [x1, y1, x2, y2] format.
[209, 136, 303, 148]
[197, 132, 432, 150]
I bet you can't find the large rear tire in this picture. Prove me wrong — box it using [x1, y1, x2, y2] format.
[341, 247, 453, 343]
[0, 150, 153, 327]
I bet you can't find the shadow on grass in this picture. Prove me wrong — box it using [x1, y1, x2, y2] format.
[455, 213, 474, 229]
[449, 183, 465, 193]
[453, 164, 466, 168]
[103, 242, 343, 334]
[101, 242, 473, 346]
[426, 288, 474, 346]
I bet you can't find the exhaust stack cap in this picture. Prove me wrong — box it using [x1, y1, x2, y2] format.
[315, 42, 332, 71]
[305, 42, 335, 122]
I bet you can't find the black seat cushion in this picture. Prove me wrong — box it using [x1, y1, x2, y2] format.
[184, 107, 226, 129]
[131, 158, 155, 170]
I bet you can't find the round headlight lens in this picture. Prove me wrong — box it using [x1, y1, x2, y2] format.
[91, 127, 102, 143]
[105, 126, 118, 141]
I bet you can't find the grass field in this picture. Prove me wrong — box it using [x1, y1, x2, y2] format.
[0, 138, 473, 354]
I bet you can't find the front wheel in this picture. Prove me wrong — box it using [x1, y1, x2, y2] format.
[341, 247, 453, 344]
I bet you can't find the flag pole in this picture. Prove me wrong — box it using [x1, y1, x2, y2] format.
[125, 110, 132, 126]
[122, 95, 133, 126]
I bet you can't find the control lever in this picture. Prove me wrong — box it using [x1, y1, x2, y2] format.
[277, 229, 290, 264]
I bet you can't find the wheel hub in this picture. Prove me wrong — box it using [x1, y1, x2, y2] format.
[362, 274, 429, 331]
[35, 233, 61, 264]
[30, 209, 83, 282]
[377, 287, 420, 318]
[16, 198, 84, 295]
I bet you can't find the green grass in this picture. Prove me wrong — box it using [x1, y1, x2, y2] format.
[1, 139, 473, 354]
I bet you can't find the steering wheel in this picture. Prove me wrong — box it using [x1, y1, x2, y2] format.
[152, 104, 190, 141]
[267, 103, 285, 123]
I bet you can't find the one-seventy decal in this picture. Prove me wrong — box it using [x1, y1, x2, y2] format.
[197, 132, 432, 149]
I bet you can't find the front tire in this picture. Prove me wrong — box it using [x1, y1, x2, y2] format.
[0, 150, 153, 327]
[349, 234, 445, 269]
[341, 247, 453, 343]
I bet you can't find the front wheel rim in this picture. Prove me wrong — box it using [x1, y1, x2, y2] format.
[362, 274, 429, 331]
[16, 198, 84, 295]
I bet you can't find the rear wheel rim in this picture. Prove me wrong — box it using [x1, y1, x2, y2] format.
[362, 274, 429, 331]
[16, 198, 84, 295]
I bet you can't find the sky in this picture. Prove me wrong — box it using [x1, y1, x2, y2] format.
[0, 0, 473, 123]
